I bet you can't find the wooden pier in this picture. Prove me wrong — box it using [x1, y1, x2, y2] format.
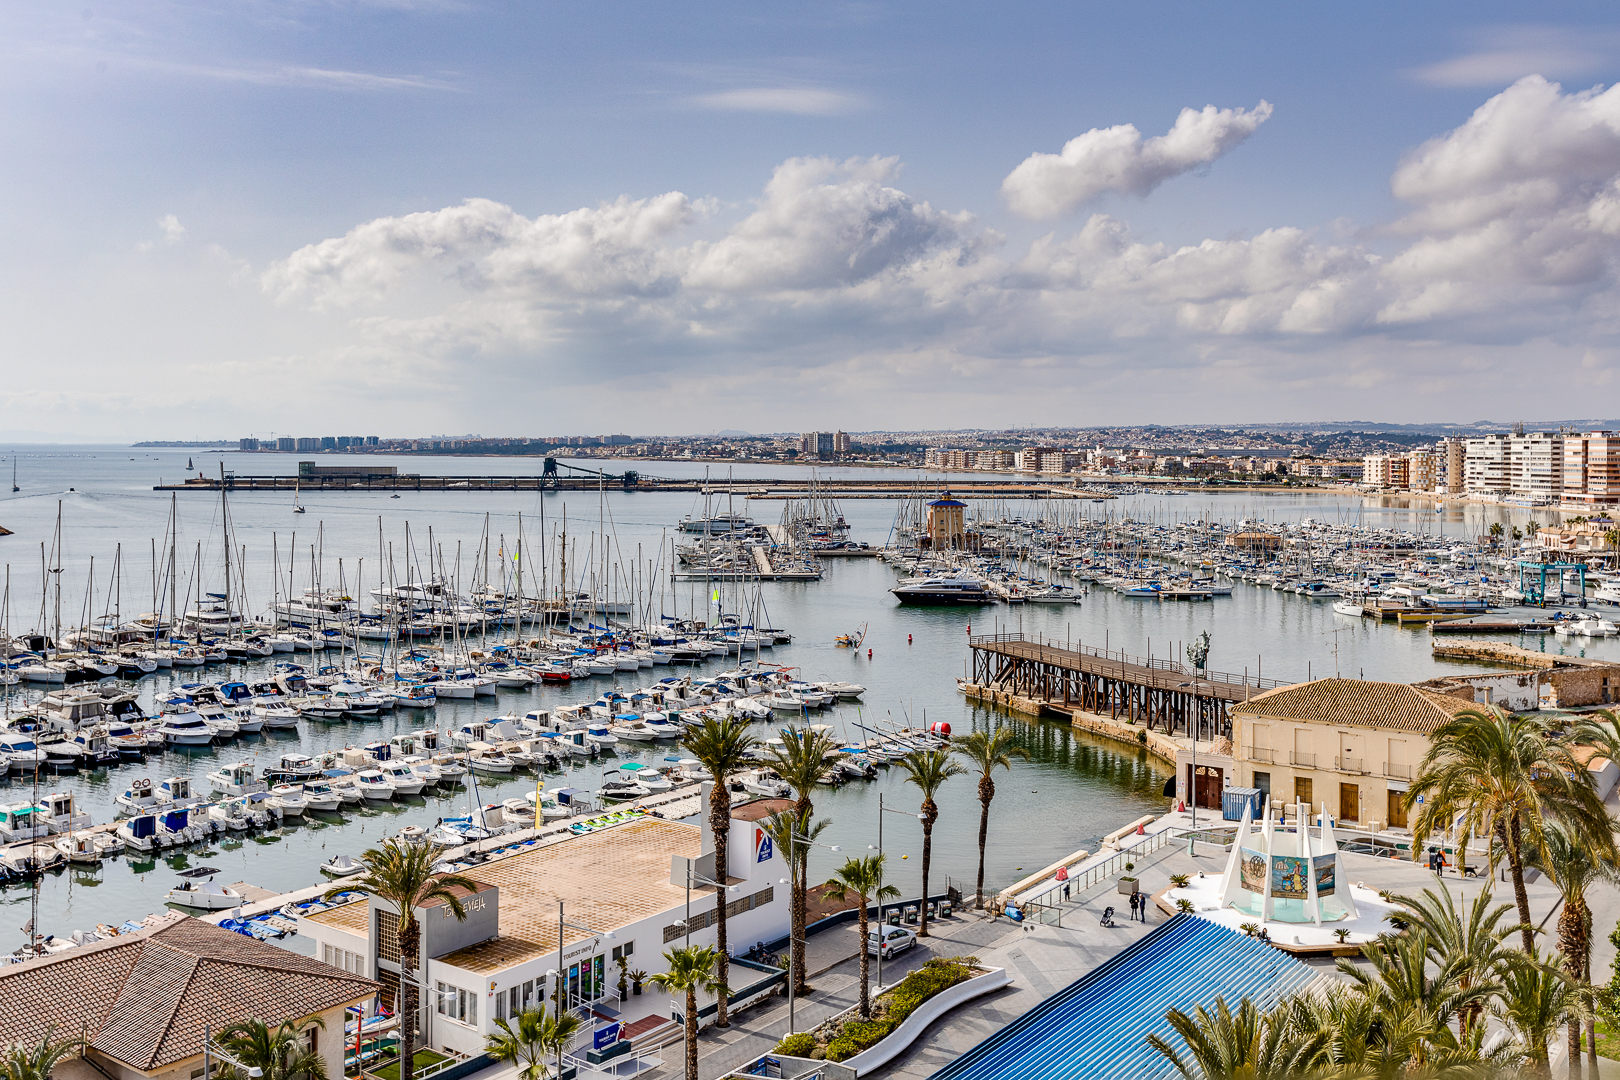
[966, 633, 1288, 737]
[153, 474, 1107, 499]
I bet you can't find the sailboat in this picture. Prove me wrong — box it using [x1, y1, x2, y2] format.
[293, 481, 306, 514]
[186, 458, 194, 471]
[10, 458, 16, 493]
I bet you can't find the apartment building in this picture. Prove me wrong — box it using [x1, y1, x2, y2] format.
[1361, 454, 1409, 490]
[1509, 432, 1564, 500]
[1562, 432, 1620, 507]
[1463, 435, 1511, 495]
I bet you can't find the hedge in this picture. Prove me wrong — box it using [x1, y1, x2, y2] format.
[823, 957, 978, 1063]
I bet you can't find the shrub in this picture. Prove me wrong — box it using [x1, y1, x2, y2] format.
[775, 1033, 816, 1057]
[1175, 898, 1195, 914]
[1169, 874, 1191, 888]
[820, 957, 979, 1061]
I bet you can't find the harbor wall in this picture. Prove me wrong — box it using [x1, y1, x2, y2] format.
[958, 682, 1179, 769]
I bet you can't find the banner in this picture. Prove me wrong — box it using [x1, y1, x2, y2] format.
[1312, 853, 1337, 898]
[1271, 855, 1309, 900]
[755, 827, 774, 863]
[1239, 848, 1267, 894]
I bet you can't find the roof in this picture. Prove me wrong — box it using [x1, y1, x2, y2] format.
[0, 914, 376, 1074]
[1234, 678, 1476, 733]
[433, 817, 706, 975]
[306, 897, 371, 934]
[929, 916, 1316, 1080]
[928, 499, 966, 508]
[730, 798, 795, 822]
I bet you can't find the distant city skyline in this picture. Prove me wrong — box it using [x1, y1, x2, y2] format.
[4, 3, 1620, 437]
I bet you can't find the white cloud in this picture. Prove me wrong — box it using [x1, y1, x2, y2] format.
[1412, 27, 1613, 88]
[690, 87, 863, 115]
[240, 77, 1620, 428]
[1001, 101, 1273, 219]
[158, 214, 185, 243]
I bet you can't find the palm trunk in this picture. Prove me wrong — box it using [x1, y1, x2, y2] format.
[400, 921, 420, 1080]
[857, 904, 871, 1018]
[684, 988, 698, 1080]
[1562, 902, 1587, 1080]
[975, 776, 993, 909]
[792, 848, 808, 994]
[1569, 1019, 1583, 1079]
[710, 787, 731, 1027]
[918, 810, 935, 938]
[1506, 818, 1536, 953]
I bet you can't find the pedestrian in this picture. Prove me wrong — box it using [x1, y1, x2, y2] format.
[1063, 881, 1071, 902]
[1129, 892, 1140, 921]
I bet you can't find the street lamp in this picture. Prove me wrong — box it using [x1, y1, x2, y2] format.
[869, 792, 925, 987]
[202, 1025, 264, 1080]
[775, 830, 841, 1034]
[554, 901, 614, 1021]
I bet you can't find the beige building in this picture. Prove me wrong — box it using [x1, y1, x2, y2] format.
[1231, 679, 1476, 831]
[0, 913, 375, 1080]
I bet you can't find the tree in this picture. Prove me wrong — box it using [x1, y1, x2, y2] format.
[650, 946, 728, 1080]
[760, 807, 831, 996]
[765, 728, 841, 988]
[1407, 707, 1608, 952]
[952, 727, 1030, 909]
[1146, 997, 1328, 1080]
[1532, 822, 1618, 1077]
[823, 854, 902, 1019]
[328, 841, 479, 1080]
[216, 1019, 328, 1080]
[0, 1028, 81, 1080]
[1497, 948, 1580, 1079]
[485, 1009, 581, 1080]
[1384, 882, 1516, 1036]
[680, 715, 758, 1027]
[1490, 522, 1505, 553]
[897, 749, 965, 939]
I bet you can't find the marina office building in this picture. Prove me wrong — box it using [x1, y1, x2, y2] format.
[300, 797, 792, 1057]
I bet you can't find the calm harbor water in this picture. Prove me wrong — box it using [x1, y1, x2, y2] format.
[0, 446, 1609, 946]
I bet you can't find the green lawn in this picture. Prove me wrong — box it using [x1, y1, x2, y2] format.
[369, 1049, 450, 1080]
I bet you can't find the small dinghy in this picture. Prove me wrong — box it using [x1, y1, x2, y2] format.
[321, 853, 365, 877]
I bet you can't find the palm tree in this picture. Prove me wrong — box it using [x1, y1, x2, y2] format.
[765, 729, 841, 988]
[760, 807, 831, 996]
[328, 841, 479, 1080]
[216, 1019, 327, 1080]
[823, 854, 901, 1019]
[1490, 521, 1505, 553]
[0, 1028, 81, 1080]
[1497, 948, 1581, 1079]
[650, 946, 728, 1080]
[897, 749, 965, 938]
[952, 726, 1029, 909]
[680, 715, 758, 1027]
[1384, 882, 1516, 1036]
[485, 1009, 581, 1080]
[1407, 707, 1608, 952]
[1146, 997, 1327, 1080]
[1532, 823, 1618, 1077]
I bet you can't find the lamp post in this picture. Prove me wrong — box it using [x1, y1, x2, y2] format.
[869, 792, 925, 990]
[554, 900, 614, 1021]
[202, 1025, 264, 1080]
[777, 830, 841, 1034]
[1184, 631, 1212, 841]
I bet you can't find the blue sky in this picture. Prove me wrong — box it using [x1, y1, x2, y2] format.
[4, 1, 1620, 438]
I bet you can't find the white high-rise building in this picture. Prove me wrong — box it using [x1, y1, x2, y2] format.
[1463, 435, 1510, 495]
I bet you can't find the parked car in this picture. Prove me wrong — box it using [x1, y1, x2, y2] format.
[867, 924, 917, 958]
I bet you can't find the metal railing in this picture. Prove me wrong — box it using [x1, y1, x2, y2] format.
[1020, 827, 1181, 908]
[1336, 756, 1366, 775]
[967, 633, 1289, 689]
[1382, 762, 1412, 780]
[1290, 751, 1315, 767]
[1246, 747, 1275, 763]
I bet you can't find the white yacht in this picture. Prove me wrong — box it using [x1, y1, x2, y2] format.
[159, 709, 215, 747]
[380, 761, 425, 796]
[207, 762, 267, 797]
[889, 571, 993, 605]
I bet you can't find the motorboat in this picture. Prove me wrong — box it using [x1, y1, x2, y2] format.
[38, 791, 91, 833]
[207, 762, 267, 797]
[159, 709, 215, 746]
[813, 681, 866, 699]
[0, 803, 50, 842]
[617, 762, 671, 792]
[379, 761, 426, 796]
[166, 874, 244, 911]
[1332, 600, 1365, 617]
[355, 770, 397, 800]
[53, 831, 102, 864]
[158, 777, 204, 808]
[115, 778, 168, 813]
[889, 571, 992, 605]
[467, 749, 515, 775]
[301, 780, 344, 812]
[117, 814, 160, 852]
[254, 704, 302, 729]
[267, 784, 309, 817]
[500, 797, 536, 824]
[207, 799, 252, 830]
[268, 753, 323, 781]
[403, 755, 445, 786]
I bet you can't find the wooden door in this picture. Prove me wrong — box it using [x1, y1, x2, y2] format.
[1387, 790, 1408, 829]
[1293, 776, 1313, 810]
[1339, 783, 1359, 822]
[1190, 765, 1223, 809]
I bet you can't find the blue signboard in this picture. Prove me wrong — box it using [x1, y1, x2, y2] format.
[594, 1023, 621, 1050]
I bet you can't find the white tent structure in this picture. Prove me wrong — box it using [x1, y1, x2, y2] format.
[1216, 799, 1360, 925]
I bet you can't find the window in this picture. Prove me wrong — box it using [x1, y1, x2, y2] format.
[611, 942, 634, 963]
[322, 943, 364, 975]
[436, 983, 478, 1026]
[1252, 772, 1271, 803]
[376, 910, 400, 963]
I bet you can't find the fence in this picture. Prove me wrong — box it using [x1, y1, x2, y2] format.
[967, 632, 1288, 691]
[1018, 827, 1183, 914]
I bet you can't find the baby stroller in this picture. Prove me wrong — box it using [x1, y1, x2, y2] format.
[1099, 906, 1116, 928]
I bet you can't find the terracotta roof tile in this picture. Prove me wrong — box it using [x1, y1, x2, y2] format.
[0, 915, 377, 1072]
[1234, 678, 1477, 733]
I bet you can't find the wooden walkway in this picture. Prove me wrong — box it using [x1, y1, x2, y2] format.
[968, 634, 1288, 737]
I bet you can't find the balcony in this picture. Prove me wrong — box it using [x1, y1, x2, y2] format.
[1244, 747, 1275, 764]
[1336, 756, 1367, 775]
[1383, 762, 1412, 780]
[1290, 751, 1315, 768]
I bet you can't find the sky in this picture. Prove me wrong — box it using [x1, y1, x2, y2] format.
[5, 1, 1620, 440]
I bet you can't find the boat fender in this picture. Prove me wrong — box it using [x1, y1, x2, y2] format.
[867, 649, 872, 659]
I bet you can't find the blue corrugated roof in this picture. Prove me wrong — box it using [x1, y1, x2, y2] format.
[929, 915, 1317, 1080]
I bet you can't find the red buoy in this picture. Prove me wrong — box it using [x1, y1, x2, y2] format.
[930, 721, 952, 737]
[867, 648, 872, 659]
[908, 634, 913, 645]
